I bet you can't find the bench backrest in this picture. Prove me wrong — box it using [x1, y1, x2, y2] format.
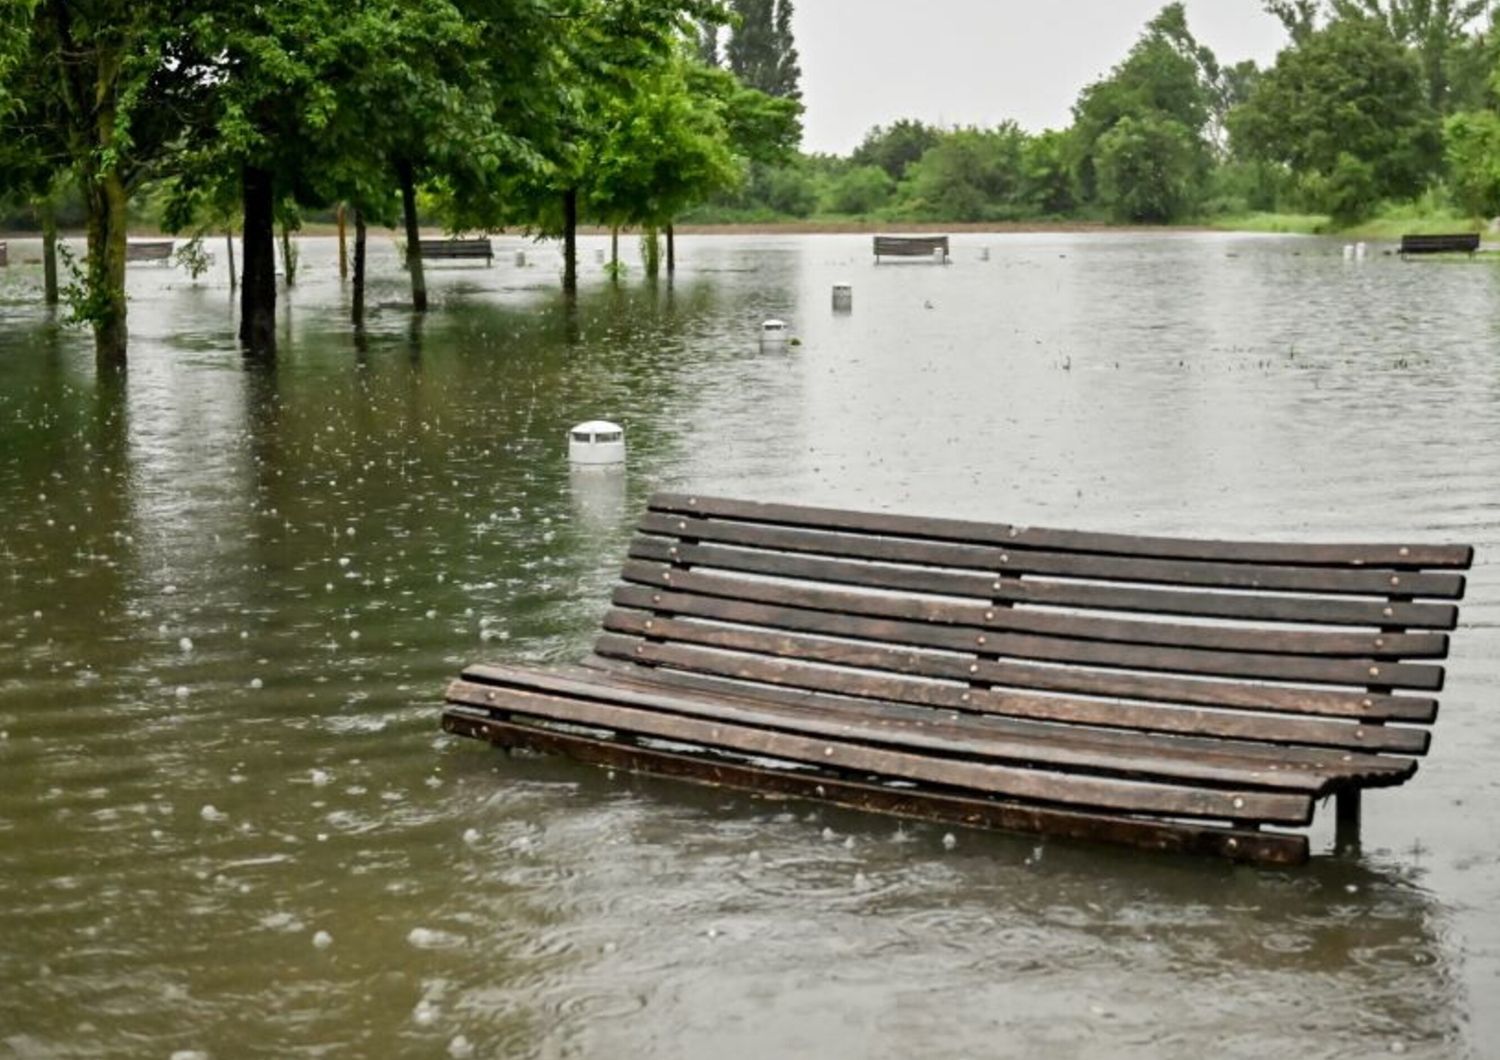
[418, 238, 493, 257]
[593, 493, 1470, 767]
[125, 241, 173, 262]
[874, 235, 949, 256]
[1400, 233, 1479, 253]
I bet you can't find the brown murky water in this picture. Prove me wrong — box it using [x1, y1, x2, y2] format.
[1, 232, 1497, 1059]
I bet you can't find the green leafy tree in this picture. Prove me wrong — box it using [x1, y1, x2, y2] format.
[1444, 109, 1500, 217]
[1329, 0, 1487, 109]
[726, 0, 800, 99]
[900, 125, 1030, 221]
[1230, 16, 1440, 221]
[1020, 129, 1078, 215]
[823, 165, 894, 214]
[851, 119, 942, 181]
[1094, 113, 1205, 221]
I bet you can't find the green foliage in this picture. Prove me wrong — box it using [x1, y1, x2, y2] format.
[851, 119, 942, 180]
[901, 125, 1030, 221]
[1444, 109, 1500, 217]
[823, 166, 894, 214]
[172, 237, 214, 281]
[726, 0, 800, 99]
[1230, 16, 1441, 215]
[1095, 114, 1202, 222]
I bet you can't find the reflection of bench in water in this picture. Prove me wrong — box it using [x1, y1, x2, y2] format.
[126, 240, 174, 264]
[417, 238, 493, 265]
[1399, 233, 1480, 257]
[874, 235, 949, 263]
[444, 493, 1472, 865]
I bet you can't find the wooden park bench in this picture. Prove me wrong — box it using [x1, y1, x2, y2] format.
[125, 240, 174, 264]
[874, 235, 950, 263]
[443, 494, 1472, 865]
[417, 237, 493, 265]
[1399, 233, 1480, 257]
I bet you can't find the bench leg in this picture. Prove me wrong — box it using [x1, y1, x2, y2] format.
[1335, 789, 1362, 854]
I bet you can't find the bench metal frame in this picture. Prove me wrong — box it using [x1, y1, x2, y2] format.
[874, 235, 950, 264]
[1399, 233, 1480, 257]
[125, 240, 173, 264]
[444, 493, 1471, 864]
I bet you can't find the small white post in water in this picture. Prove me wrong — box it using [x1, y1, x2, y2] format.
[761, 319, 788, 347]
[1343, 244, 1356, 260]
[979, 247, 990, 261]
[567, 421, 626, 467]
[595, 248, 606, 264]
[515, 250, 527, 267]
[1355, 242, 1368, 260]
[832, 283, 853, 312]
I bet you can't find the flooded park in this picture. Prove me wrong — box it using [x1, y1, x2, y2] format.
[2, 231, 1499, 1058]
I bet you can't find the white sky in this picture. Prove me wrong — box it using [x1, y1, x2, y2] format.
[795, 1, 1292, 154]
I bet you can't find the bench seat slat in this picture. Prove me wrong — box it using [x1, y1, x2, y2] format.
[594, 631, 1431, 755]
[616, 566, 1447, 658]
[466, 663, 1414, 788]
[637, 513, 1465, 598]
[604, 596, 1441, 690]
[442, 711, 1310, 864]
[574, 661, 1416, 775]
[625, 543, 1459, 630]
[650, 494, 1475, 570]
[445, 679, 1315, 823]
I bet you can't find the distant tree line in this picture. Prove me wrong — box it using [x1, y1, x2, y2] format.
[689, 1, 1500, 231]
[0, 0, 803, 367]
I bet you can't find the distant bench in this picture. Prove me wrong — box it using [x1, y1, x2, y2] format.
[0, 240, 7, 267]
[874, 235, 950, 264]
[125, 240, 174, 264]
[418, 238, 493, 264]
[444, 492, 1472, 865]
[1399, 233, 1480, 257]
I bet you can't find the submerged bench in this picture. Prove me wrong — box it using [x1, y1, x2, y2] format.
[125, 240, 174, 263]
[444, 494, 1472, 864]
[874, 235, 949, 263]
[1400, 233, 1480, 257]
[417, 238, 493, 264]
[0, 240, 7, 267]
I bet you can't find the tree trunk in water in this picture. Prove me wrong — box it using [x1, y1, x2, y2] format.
[40, 198, 59, 306]
[279, 222, 297, 287]
[642, 225, 660, 279]
[239, 165, 277, 356]
[562, 187, 578, 294]
[336, 203, 348, 280]
[84, 169, 129, 369]
[352, 208, 367, 328]
[396, 158, 427, 312]
[225, 231, 237, 290]
[610, 226, 619, 276]
[666, 223, 675, 275]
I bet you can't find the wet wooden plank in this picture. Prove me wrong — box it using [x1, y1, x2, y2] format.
[442, 709, 1309, 865]
[590, 634, 1433, 754]
[614, 566, 1449, 659]
[607, 589, 1445, 689]
[443, 680, 1315, 823]
[625, 542, 1460, 630]
[576, 659, 1419, 778]
[461, 663, 1414, 788]
[637, 512, 1467, 598]
[649, 493, 1475, 570]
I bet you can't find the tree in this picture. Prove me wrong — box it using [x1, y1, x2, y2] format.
[1444, 109, 1500, 217]
[1329, 0, 1487, 110]
[1230, 17, 1440, 220]
[1094, 114, 1202, 221]
[901, 125, 1030, 221]
[1020, 129, 1078, 215]
[824, 165, 894, 214]
[726, 0, 800, 99]
[851, 119, 943, 181]
[1264, 0, 1321, 43]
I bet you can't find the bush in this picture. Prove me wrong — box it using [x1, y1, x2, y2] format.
[1094, 114, 1202, 222]
[823, 165, 894, 215]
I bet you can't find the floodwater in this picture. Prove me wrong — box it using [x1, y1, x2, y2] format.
[1, 231, 1498, 1059]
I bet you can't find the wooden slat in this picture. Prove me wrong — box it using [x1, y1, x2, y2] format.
[444, 681, 1314, 823]
[610, 587, 1443, 689]
[638, 512, 1466, 598]
[460, 663, 1412, 789]
[626, 542, 1460, 630]
[442, 709, 1309, 865]
[592, 633, 1432, 755]
[578, 659, 1419, 775]
[615, 565, 1448, 658]
[650, 493, 1475, 570]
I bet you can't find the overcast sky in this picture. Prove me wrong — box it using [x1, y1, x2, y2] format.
[795, 1, 1292, 154]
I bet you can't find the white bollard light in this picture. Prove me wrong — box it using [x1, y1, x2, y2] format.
[832, 283, 852, 312]
[979, 247, 990, 261]
[567, 421, 626, 466]
[761, 319, 788, 347]
[1343, 244, 1356, 260]
[515, 250, 526, 267]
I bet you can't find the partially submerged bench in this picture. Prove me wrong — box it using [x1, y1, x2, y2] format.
[417, 237, 493, 265]
[874, 235, 950, 263]
[0, 240, 7, 267]
[1400, 233, 1480, 257]
[444, 494, 1471, 864]
[125, 240, 174, 263]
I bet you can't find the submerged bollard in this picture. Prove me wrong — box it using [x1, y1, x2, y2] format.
[979, 247, 990, 261]
[567, 420, 626, 467]
[761, 319, 788, 348]
[515, 250, 527, 268]
[832, 283, 852, 312]
[1343, 244, 1356, 260]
